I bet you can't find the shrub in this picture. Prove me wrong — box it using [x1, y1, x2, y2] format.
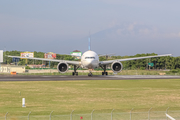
[25, 66, 31, 69]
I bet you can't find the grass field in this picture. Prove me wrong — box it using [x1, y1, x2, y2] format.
[0, 79, 180, 117]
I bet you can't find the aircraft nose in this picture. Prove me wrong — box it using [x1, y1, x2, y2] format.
[86, 60, 93, 66]
[84, 60, 98, 68]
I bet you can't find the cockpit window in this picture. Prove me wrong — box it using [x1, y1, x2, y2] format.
[85, 57, 95, 59]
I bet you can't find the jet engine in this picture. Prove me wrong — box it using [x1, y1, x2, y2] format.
[111, 61, 123, 72]
[57, 62, 69, 73]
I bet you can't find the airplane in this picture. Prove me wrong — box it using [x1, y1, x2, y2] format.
[8, 40, 172, 76]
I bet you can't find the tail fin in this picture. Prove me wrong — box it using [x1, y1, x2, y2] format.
[88, 37, 91, 50]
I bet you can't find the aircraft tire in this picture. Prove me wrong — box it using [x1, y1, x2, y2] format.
[88, 73, 92, 77]
[76, 72, 78, 76]
[72, 72, 75, 76]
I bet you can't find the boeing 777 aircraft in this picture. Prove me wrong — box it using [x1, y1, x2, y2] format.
[8, 42, 172, 76]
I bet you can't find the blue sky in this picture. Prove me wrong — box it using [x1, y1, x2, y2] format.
[0, 0, 180, 56]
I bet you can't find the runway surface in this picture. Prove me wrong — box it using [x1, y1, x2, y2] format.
[0, 75, 180, 81]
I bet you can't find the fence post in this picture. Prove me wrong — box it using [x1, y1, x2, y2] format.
[148, 108, 152, 120]
[49, 111, 53, 120]
[28, 111, 31, 120]
[5, 112, 8, 120]
[70, 110, 74, 120]
[91, 109, 95, 120]
[166, 107, 169, 120]
[111, 109, 115, 120]
[130, 108, 133, 120]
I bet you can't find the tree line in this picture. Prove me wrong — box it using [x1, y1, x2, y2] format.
[3, 51, 180, 70]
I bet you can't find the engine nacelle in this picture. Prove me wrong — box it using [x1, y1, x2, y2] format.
[57, 62, 69, 73]
[111, 61, 123, 73]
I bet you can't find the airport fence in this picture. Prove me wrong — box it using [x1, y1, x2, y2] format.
[1, 109, 180, 120]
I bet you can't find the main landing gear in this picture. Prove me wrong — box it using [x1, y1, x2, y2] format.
[100, 65, 108, 76]
[72, 65, 79, 76]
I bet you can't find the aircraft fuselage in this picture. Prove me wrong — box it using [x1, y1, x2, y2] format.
[81, 50, 99, 69]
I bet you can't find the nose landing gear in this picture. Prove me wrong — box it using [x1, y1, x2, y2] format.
[88, 72, 93, 77]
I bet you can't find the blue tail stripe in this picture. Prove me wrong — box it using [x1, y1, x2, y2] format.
[88, 37, 91, 50]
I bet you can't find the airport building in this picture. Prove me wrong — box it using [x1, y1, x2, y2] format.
[70, 50, 82, 59]
[0, 65, 25, 73]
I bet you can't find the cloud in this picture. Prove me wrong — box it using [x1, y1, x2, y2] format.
[109, 19, 118, 28]
[139, 28, 150, 35]
[92, 22, 180, 41]
[127, 24, 135, 31]
[164, 32, 180, 38]
[116, 29, 122, 35]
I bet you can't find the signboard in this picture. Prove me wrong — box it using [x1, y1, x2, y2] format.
[20, 52, 34, 58]
[148, 63, 154, 67]
[0, 50, 3, 63]
[44, 52, 56, 59]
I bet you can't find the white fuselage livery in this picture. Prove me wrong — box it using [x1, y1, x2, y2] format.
[81, 51, 99, 69]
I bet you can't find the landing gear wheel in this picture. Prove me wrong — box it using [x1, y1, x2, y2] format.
[75, 72, 78, 76]
[102, 72, 108, 76]
[72, 72, 78, 76]
[88, 73, 93, 77]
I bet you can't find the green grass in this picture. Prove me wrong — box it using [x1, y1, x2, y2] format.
[0, 79, 180, 117]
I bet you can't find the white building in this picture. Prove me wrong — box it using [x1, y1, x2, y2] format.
[0, 65, 25, 73]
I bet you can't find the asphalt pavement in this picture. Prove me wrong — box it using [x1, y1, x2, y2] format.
[0, 75, 180, 81]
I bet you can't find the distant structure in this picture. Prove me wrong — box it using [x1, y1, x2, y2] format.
[20, 51, 34, 64]
[44, 52, 56, 68]
[0, 50, 3, 72]
[0, 50, 3, 63]
[0, 65, 25, 73]
[27, 64, 45, 68]
[20, 51, 34, 58]
[44, 52, 56, 59]
[70, 50, 82, 59]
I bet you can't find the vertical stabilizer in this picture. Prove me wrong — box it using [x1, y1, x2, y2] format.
[88, 37, 91, 50]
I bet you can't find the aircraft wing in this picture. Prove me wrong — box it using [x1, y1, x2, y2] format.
[61, 54, 81, 57]
[99, 53, 115, 57]
[99, 54, 172, 65]
[8, 56, 80, 66]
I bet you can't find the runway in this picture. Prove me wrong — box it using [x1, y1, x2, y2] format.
[0, 75, 180, 81]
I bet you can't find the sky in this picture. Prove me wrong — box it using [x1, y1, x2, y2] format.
[0, 0, 180, 56]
